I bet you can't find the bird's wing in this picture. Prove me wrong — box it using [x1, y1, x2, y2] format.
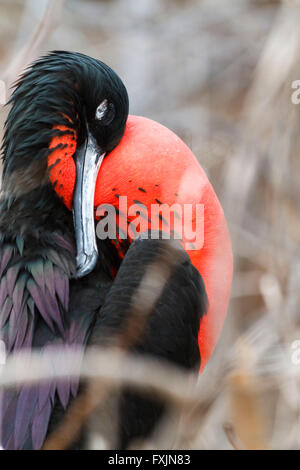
[88, 237, 208, 448]
[0, 232, 111, 449]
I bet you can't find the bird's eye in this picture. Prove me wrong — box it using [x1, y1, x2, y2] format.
[96, 99, 108, 120]
[95, 99, 115, 125]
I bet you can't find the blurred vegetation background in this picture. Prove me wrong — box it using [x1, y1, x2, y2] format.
[0, 0, 300, 450]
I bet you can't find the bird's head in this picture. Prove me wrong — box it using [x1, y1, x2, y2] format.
[2, 51, 129, 277]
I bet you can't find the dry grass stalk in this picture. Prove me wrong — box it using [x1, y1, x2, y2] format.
[1, 0, 64, 100]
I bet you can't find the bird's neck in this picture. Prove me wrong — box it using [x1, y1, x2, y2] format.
[0, 178, 73, 241]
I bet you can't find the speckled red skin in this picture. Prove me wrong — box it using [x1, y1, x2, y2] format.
[48, 115, 233, 372]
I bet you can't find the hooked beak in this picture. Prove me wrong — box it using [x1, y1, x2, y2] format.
[73, 130, 105, 278]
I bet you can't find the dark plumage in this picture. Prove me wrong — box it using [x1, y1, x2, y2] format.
[0, 51, 207, 450]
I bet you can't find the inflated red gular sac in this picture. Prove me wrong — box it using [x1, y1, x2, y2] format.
[0, 51, 232, 450]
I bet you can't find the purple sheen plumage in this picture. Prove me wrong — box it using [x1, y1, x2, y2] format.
[38, 381, 52, 411]
[32, 399, 52, 450]
[0, 235, 86, 450]
[14, 387, 38, 449]
[57, 379, 70, 409]
[52, 233, 75, 255]
[39, 345, 60, 408]
[22, 317, 34, 349]
[53, 267, 69, 311]
[64, 276, 69, 311]
[44, 286, 65, 336]
[47, 249, 70, 276]
[11, 274, 27, 315]
[7, 294, 29, 349]
[44, 260, 55, 298]
[30, 267, 46, 296]
[1, 389, 17, 420]
[1, 394, 16, 449]
[26, 279, 55, 332]
[2, 390, 24, 449]
[27, 296, 35, 316]
[7, 307, 19, 351]
[33, 276, 46, 294]
[13, 306, 29, 350]
[6, 264, 20, 297]
[0, 246, 13, 278]
[59, 256, 72, 278]
[0, 297, 12, 329]
[49, 381, 56, 404]
[4, 434, 15, 450]
[0, 277, 8, 306]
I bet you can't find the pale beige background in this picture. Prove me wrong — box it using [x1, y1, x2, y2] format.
[0, 0, 299, 449]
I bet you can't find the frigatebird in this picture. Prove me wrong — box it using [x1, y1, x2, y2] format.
[0, 51, 232, 450]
